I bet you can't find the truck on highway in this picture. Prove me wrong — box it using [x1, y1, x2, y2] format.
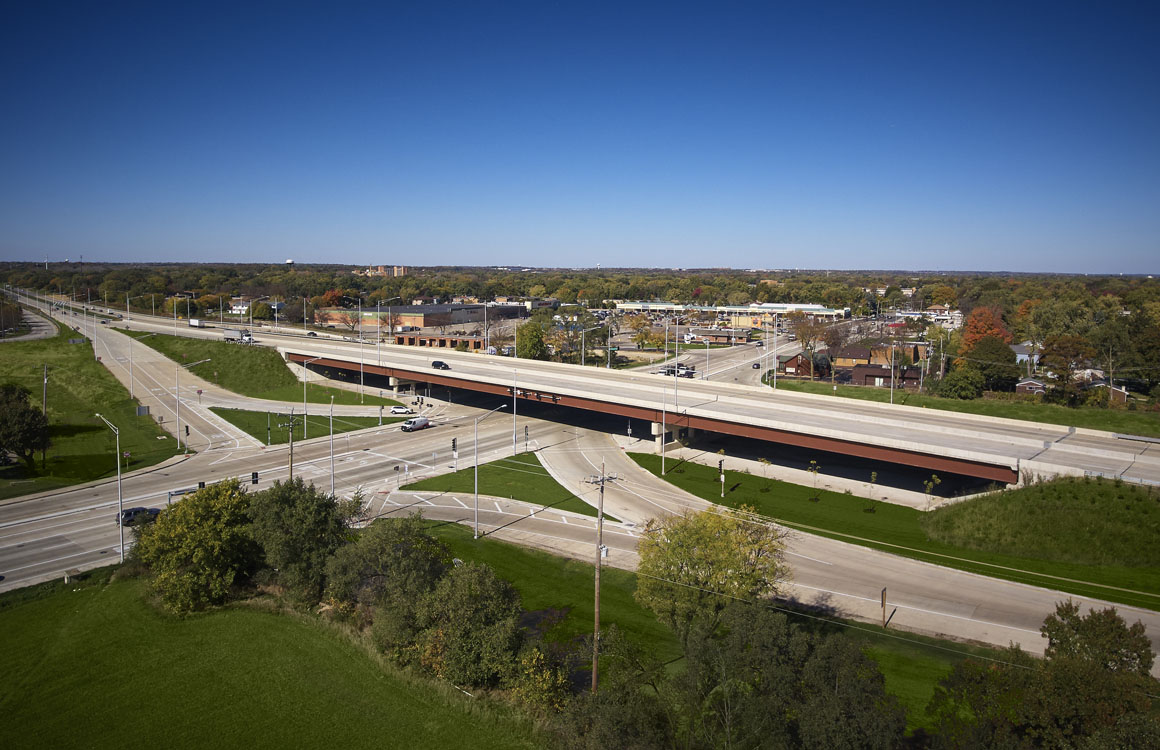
[188, 319, 206, 328]
[223, 328, 253, 343]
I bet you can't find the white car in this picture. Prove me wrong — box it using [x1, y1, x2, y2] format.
[389, 405, 413, 415]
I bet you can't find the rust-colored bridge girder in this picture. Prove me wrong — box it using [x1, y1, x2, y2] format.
[289, 353, 1018, 484]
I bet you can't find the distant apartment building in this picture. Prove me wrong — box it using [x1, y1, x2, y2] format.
[353, 265, 408, 277]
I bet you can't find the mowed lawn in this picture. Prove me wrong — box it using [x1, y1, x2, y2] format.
[631, 453, 1160, 611]
[209, 407, 402, 445]
[0, 572, 542, 750]
[0, 322, 178, 500]
[767, 378, 1160, 437]
[404, 452, 619, 521]
[123, 330, 400, 406]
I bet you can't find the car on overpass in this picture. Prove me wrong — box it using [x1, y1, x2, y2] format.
[431, 361, 451, 370]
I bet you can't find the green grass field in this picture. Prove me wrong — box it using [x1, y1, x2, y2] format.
[123, 330, 400, 406]
[0, 570, 542, 749]
[767, 378, 1160, 437]
[631, 453, 1160, 611]
[403, 452, 620, 522]
[0, 320, 179, 500]
[209, 407, 402, 445]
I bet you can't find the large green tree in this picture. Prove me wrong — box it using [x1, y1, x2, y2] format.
[635, 507, 787, 646]
[248, 477, 352, 603]
[964, 334, 1020, 391]
[0, 384, 50, 470]
[134, 479, 260, 613]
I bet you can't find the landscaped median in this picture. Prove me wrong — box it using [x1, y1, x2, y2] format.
[209, 407, 403, 445]
[403, 452, 620, 522]
[631, 453, 1160, 611]
[122, 330, 401, 406]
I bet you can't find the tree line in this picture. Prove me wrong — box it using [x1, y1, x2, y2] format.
[127, 478, 1159, 748]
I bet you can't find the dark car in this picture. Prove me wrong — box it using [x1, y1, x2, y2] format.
[752, 362, 761, 369]
[116, 507, 160, 526]
[306, 331, 317, 337]
[431, 361, 451, 370]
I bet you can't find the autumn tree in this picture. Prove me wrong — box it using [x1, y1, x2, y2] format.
[960, 306, 1012, 354]
[635, 507, 788, 646]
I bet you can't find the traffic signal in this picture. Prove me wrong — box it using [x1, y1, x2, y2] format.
[451, 438, 457, 453]
[198, 481, 205, 489]
[718, 459, 724, 474]
[251, 472, 258, 485]
[185, 425, 190, 436]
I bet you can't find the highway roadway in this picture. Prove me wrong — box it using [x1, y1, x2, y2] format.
[5, 291, 1159, 674]
[21, 290, 1160, 486]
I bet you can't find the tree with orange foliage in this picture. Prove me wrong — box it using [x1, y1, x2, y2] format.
[961, 307, 1012, 354]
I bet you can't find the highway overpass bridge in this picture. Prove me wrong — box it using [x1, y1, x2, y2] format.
[280, 342, 1160, 488]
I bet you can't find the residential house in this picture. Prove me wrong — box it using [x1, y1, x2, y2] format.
[828, 346, 872, 368]
[1015, 378, 1047, 395]
[777, 353, 827, 379]
[850, 364, 923, 388]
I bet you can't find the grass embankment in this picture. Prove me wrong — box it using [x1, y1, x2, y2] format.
[0, 528, 1006, 739]
[631, 454, 1160, 611]
[209, 407, 402, 445]
[403, 452, 620, 522]
[767, 378, 1160, 437]
[0, 321, 178, 501]
[124, 331, 400, 406]
[0, 570, 541, 749]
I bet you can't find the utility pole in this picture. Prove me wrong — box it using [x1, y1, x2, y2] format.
[584, 461, 616, 693]
[279, 409, 301, 480]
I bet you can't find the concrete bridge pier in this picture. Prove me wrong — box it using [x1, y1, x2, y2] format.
[389, 376, 418, 397]
[651, 421, 672, 454]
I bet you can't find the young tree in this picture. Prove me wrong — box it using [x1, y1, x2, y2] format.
[938, 366, 985, 400]
[134, 479, 260, 613]
[821, 324, 848, 389]
[515, 321, 549, 360]
[635, 507, 788, 646]
[248, 477, 351, 603]
[337, 311, 360, 332]
[0, 385, 50, 470]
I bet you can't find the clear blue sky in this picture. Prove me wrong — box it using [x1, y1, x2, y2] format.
[1, 1, 1157, 272]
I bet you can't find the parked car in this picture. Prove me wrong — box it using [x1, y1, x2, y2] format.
[116, 507, 159, 526]
[431, 361, 451, 370]
[389, 405, 413, 415]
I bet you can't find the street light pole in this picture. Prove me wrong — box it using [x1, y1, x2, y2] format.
[95, 413, 124, 563]
[474, 403, 508, 538]
[329, 395, 335, 495]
